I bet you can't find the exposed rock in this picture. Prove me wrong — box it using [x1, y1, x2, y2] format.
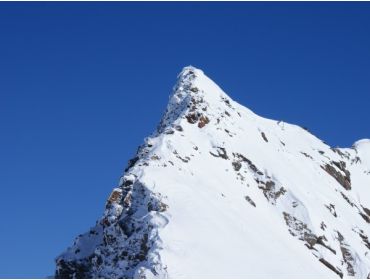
[283, 213, 336, 255]
[362, 206, 370, 217]
[123, 192, 132, 208]
[210, 147, 228, 160]
[359, 212, 370, 223]
[320, 221, 327, 231]
[164, 129, 175, 134]
[259, 181, 286, 204]
[173, 150, 190, 163]
[56, 259, 91, 279]
[232, 161, 242, 171]
[174, 125, 183, 132]
[283, 212, 318, 248]
[337, 231, 355, 277]
[359, 231, 370, 249]
[319, 258, 343, 279]
[186, 112, 198, 124]
[244, 196, 256, 207]
[198, 115, 210, 128]
[340, 192, 355, 207]
[325, 204, 337, 218]
[233, 153, 263, 175]
[261, 132, 268, 142]
[351, 156, 361, 164]
[56, 179, 168, 278]
[151, 154, 160, 160]
[221, 97, 232, 108]
[331, 148, 350, 160]
[301, 152, 313, 159]
[107, 188, 123, 204]
[125, 156, 139, 172]
[316, 235, 336, 254]
[321, 161, 351, 190]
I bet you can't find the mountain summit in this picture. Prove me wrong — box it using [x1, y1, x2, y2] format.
[55, 67, 370, 278]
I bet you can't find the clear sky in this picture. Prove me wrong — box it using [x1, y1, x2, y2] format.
[0, 2, 369, 278]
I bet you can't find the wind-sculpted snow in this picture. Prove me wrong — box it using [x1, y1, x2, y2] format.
[56, 66, 370, 278]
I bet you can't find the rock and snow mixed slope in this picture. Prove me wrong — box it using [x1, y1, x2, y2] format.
[55, 67, 370, 278]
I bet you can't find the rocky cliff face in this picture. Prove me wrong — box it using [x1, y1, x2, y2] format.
[55, 67, 370, 278]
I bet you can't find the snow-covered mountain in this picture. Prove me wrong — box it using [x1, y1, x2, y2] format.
[55, 67, 370, 279]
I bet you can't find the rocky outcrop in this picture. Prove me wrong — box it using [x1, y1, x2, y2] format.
[322, 161, 351, 190]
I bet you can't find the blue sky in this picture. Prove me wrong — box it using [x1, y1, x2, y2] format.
[0, 2, 369, 278]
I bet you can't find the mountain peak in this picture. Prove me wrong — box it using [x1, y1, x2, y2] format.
[157, 66, 235, 134]
[177, 65, 204, 79]
[56, 68, 370, 279]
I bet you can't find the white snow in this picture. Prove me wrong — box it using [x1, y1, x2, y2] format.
[56, 66, 370, 279]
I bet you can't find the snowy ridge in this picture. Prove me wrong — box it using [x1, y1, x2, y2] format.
[55, 66, 370, 278]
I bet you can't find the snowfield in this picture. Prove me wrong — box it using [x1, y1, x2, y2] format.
[55, 67, 370, 278]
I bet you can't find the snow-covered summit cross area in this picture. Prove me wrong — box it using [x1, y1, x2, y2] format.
[55, 66, 370, 278]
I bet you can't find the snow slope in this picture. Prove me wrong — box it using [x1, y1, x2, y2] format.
[55, 67, 370, 278]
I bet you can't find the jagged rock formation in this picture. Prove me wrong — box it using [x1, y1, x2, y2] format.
[55, 67, 370, 278]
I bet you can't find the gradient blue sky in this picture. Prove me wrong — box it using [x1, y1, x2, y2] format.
[1, 2, 369, 278]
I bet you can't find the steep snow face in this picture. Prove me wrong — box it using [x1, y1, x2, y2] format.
[55, 67, 370, 278]
[354, 140, 370, 167]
